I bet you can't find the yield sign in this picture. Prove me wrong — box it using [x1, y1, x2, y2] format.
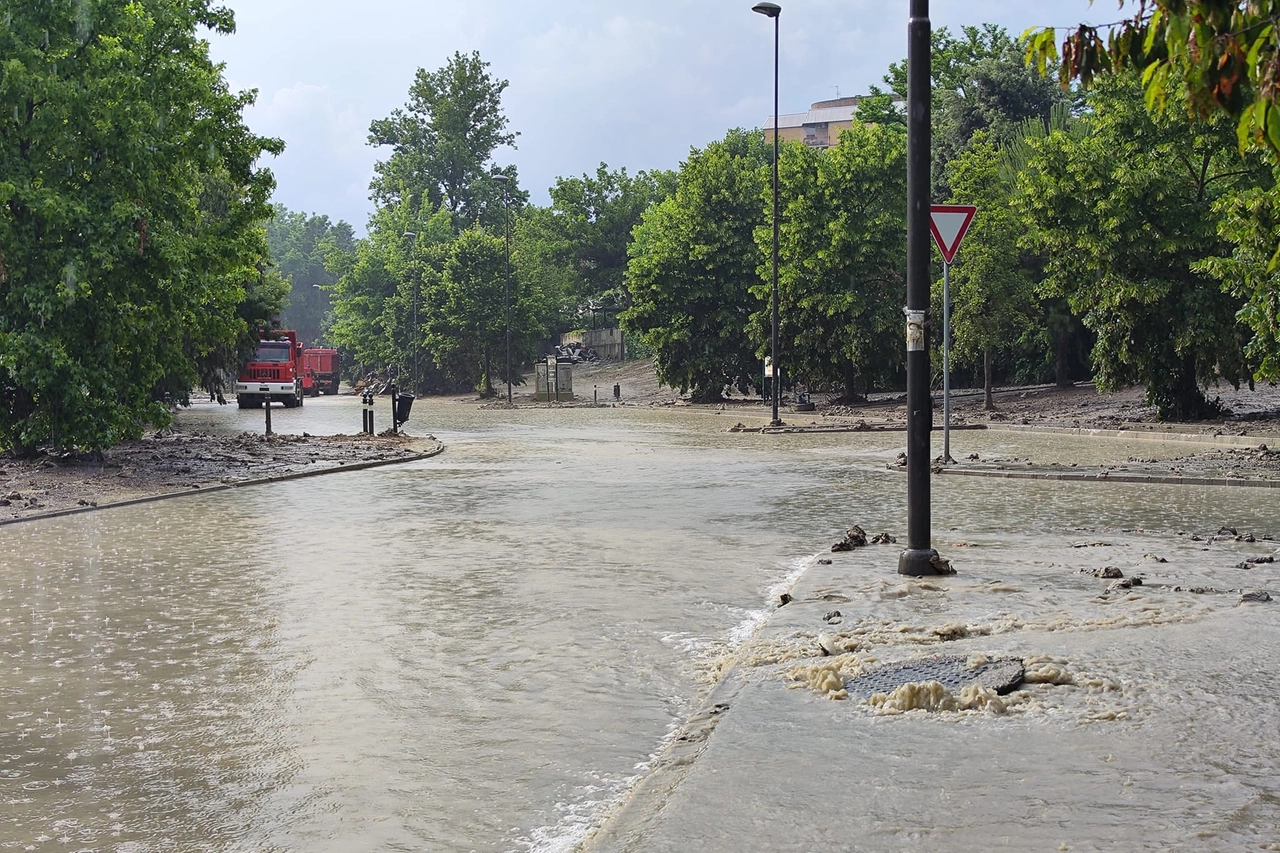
[929, 204, 977, 265]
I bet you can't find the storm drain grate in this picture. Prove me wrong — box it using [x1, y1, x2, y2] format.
[843, 654, 1024, 699]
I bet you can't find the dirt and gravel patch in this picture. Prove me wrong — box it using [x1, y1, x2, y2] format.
[0, 431, 439, 524]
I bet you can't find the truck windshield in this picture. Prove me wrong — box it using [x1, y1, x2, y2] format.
[254, 343, 292, 363]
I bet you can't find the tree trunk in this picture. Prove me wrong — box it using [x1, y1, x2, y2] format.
[983, 346, 995, 410]
[841, 360, 862, 403]
[480, 351, 495, 398]
[1159, 353, 1217, 421]
[1055, 325, 1072, 388]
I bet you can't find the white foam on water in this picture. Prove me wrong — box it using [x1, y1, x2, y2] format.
[728, 553, 820, 647]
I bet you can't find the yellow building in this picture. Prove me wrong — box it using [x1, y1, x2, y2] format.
[762, 96, 861, 149]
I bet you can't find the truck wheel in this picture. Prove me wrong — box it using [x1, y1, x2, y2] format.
[237, 395, 258, 409]
[330, 379, 340, 395]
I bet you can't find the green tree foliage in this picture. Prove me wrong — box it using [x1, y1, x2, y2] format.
[327, 205, 452, 385]
[858, 25, 1065, 196]
[267, 205, 355, 346]
[546, 164, 676, 313]
[0, 0, 282, 452]
[368, 51, 518, 228]
[934, 38, 1073, 196]
[622, 129, 768, 402]
[1197, 178, 1280, 380]
[765, 125, 907, 397]
[510, 205, 585, 338]
[857, 25, 1016, 129]
[421, 228, 539, 396]
[943, 134, 1041, 408]
[1025, 1, 1280, 378]
[1025, 1, 1280, 152]
[1015, 75, 1271, 420]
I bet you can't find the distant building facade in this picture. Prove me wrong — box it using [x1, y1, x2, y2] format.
[763, 96, 862, 149]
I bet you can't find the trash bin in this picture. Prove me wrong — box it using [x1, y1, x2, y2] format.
[394, 392, 415, 426]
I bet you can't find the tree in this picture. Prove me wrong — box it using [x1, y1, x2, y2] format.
[267, 205, 355, 346]
[421, 228, 536, 396]
[943, 134, 1041, 408]
[1197, 177, 1280, 380]
[1025, 1, 1280, 153]
[1026, 1, 1280, 380]
[510, 205, 587, 341]
[622, 129, 768, 402]
[0, 0, 282, 452]
[368, 51, 518, 228]
[1014, 74, 1270, 420]
[327, 204, 452, 386]
[858, 25, 1064, 196]
[547, 164, 675, 314]
[764, 124, 907, 397]
[934, 40, 1074, 197]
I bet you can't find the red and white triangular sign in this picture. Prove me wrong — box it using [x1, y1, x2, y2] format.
[929, 204, 977, 265]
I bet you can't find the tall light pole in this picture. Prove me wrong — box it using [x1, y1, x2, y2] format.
[753, 1, 782, 427]
[402, 231, 419, 393]
[492, 173, 513, 404]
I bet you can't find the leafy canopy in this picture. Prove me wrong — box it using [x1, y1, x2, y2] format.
[0, 0, 283, 452]
[369, 51, 518, 229]
[622, 129, 768, 402]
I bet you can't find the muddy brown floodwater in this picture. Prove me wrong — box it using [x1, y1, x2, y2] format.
[1, 374, 1279, 852]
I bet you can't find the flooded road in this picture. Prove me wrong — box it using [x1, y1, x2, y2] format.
[3, 396, 1277, 851]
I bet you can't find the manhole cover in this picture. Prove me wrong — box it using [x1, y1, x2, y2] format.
[844, 654, 1023, 699]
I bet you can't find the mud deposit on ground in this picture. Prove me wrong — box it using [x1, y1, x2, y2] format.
[0, 431, 435, 521]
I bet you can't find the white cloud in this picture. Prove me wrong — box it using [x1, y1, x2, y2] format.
[208, 0, 1106, 234]
[245, 83, 375, 228]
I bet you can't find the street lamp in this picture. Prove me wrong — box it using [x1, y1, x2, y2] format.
[492, 173, 513, 405]
[753, 1, 782, 427]
[402, 231, 419, 393]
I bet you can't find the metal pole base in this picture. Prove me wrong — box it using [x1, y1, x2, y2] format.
[898, 547, 944, 576]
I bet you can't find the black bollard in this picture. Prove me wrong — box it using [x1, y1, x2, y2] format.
[613, 383, 621, 400]
[594, 385, 598, 405]
[264, 396, 272, 435]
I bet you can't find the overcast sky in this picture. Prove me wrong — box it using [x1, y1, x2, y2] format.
[207, 0, 1116, 234]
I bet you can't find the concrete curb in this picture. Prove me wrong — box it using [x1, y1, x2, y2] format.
[986, 423, 1274, 448]
[0, 440, 445, 528]
[934, 466, 1280, 489]
[579, 674, 748, 853]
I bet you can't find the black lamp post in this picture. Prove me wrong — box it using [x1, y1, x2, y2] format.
[492, 173, 513, 404]
[898, 0, 943, 576]
[402, 231, 419, 393]
[753, 0, 782, 427]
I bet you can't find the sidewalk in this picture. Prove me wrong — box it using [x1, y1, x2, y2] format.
[582, 526, 1280, 852]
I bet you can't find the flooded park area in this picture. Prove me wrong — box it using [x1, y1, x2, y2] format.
[3, 392, 1279, 851]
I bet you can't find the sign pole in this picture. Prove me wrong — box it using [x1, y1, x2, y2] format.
[929, 203, 976, 468]
[942, 259, 952, 464]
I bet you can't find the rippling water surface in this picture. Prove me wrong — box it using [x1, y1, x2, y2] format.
[3, 397, 1277, 851]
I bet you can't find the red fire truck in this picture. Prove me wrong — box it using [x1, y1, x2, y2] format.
[235, 330, 306, 409]
[303, 347, 341, 396]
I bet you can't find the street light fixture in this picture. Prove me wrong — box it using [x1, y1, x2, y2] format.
[402, 231, 419, 393]
[753, 1, 782, 427]
[491, 174, 513, 405]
